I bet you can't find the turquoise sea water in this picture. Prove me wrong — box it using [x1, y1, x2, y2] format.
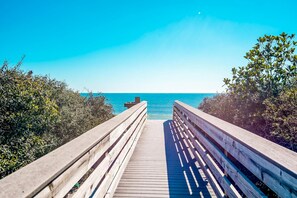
[81, 93, 216, 120]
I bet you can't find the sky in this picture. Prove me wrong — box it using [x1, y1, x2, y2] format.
[1, 0, 297, 93]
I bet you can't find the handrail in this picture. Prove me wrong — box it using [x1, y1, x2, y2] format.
[0, 101, 147, 198]
[173, 100, 297, 198]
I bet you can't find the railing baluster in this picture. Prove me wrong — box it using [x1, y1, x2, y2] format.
[0, 102, 147, 198]
[173, 100, 297, 198]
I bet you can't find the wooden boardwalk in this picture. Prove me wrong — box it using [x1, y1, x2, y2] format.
[114, 120, 215, 198]
[1, 101, 296, 197]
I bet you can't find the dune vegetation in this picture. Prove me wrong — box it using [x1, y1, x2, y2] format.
[0, 61, 114, 178]
[199, 33, 297, 151]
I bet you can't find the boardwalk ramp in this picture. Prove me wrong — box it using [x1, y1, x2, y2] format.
[114, 120, 215, 197]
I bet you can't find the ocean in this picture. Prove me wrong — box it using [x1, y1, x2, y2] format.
[81, 93, 216, 120]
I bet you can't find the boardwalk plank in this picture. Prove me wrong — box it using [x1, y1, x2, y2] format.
[114, 120, 215, 198]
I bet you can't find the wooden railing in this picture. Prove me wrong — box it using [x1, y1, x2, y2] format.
[0, 101, 147, 198]
[173, 101, 297, 198]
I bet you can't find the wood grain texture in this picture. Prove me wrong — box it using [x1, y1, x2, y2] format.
[2, 99, 294, 198]
[105, 116, 147, 198]
[173, 114, 224, 198]
[174, 109, 265, 198]
[0, 102, 147, 198]
[114, 120, 216, 198]
[93, 114, 146, 198]
[174, 100, 297, 198]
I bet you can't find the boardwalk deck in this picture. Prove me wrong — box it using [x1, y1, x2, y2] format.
[0, 101, 296, 197]
[114, 120, 215, 198]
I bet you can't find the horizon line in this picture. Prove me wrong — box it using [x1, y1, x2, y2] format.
[80, 92, 220, 94]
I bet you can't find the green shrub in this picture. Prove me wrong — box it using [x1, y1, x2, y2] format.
[199, 33, 297, 151]
[0, 61, 113, 178]
[263, 88, 297, 149]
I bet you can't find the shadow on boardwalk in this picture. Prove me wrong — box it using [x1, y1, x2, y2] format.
[114, 120, 214, 198]
[163, 120, 213, 198]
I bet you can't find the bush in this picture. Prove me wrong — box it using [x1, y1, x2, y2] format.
[199, 93, 237, 124]
[263, 88, 297, 149]
[0, 61, 113, 178]
[199, 33, 297, 151]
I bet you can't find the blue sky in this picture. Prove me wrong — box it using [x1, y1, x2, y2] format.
[1, 0, 296, 93]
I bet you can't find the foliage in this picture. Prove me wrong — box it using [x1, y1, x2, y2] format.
[199, 93, 237, 124]
[0, 62, 113, 178]
[199, 33, 297, 151]
[263, 88, 297, 149]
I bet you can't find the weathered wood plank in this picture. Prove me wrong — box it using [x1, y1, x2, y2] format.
[99, 115, 146, 198]
[0, 102, 147, 198]
[175, 111, 241, 198]
[114, 120, 215, 198]
[72, 109, 147, 198]
[174, 113, 224, 198]
[35, 131, 112, 198]
[93, 115, 146, 198]
[174, 109, 266, 197]
[105, 115, 147, 198]
[39, 104, 146, 198]
[174, 100, 297, 197]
